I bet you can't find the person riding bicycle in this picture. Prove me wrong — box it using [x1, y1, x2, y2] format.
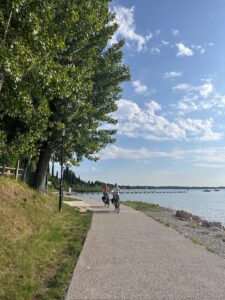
[102, 184, 110, 207]
[111, 183, 121, 212]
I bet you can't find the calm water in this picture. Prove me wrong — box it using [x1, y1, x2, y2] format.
[73, 189, 225, 226]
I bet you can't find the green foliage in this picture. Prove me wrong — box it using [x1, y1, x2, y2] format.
[0, 1, 130, 190]
[49, 165, 110, 193]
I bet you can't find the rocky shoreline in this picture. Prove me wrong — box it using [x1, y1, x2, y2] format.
[143, 207, 225, 259]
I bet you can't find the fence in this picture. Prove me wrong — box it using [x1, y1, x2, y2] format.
[0, 160, 24, 181]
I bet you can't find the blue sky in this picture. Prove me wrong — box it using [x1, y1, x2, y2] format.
[73, 0, 225, 186]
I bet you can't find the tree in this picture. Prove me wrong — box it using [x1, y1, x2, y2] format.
[0, 0, 73, 159]
[32, 0, 130, 192]
[0, 1, 130, 192]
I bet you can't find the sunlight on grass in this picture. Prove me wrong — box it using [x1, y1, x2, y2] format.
[0, 177, 92, 300]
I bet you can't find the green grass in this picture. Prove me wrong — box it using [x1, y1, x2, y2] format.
[186, 237, 214, 253]
[0, 177, 92, 300]
[122, 200, 160, 211]
[187, 237, 205, 247]
[154, 218, 179, 230]
[187, 221, 201, 229]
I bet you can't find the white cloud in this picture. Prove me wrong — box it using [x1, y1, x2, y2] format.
[198, 82, 214, 97]
[112, 6, 152, 52]
[173, 82, 213, 98]
[116, 99, 140, 120]
[100, 145, 225, 168]
[191, 44, 206, 55]
[177, 118, 222, 141]
[172, 81, 224, 115]
[176, 43, 193, 57]
[196, 45, 205, 55]
[173, 83, 191, 91]
[175, 97, 199, 114]
[150, 47, 160, 55]
[114, 99, 221, 142]
[190, 147, 225, 167]
[100, 145, 186, 160]
[161, 40, 170, 46]
[164, 71, 183, 79]
[101, 145, 151, 160]
[115, 99, 185, 140]
[172, 29, 180, 36]
[132, 80, 149, 95]
[175, 95, 223, 115]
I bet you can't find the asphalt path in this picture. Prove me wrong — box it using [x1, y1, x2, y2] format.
[65, 198, 225, 300]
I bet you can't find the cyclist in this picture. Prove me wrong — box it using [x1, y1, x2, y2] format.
[111, 183, 122, 212]
[102, 184, 110, 207]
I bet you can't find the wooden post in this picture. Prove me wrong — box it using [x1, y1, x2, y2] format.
[15, 160, 20, 181]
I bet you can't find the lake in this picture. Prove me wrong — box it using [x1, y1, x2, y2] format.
[73, 189, 225, 226]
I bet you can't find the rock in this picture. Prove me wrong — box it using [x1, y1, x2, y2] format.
[202, 220, 210, 228]
[176, 210, 193, 220]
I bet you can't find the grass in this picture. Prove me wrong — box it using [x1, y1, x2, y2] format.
[187, 221, 201, 229]
[0, 177, 92, 300]
[122, 200, 160, 211]
[187, 237, 206, 247]
[154, 218, 179, 231]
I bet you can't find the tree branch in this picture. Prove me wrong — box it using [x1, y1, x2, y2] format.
[3, 10, 13, 44]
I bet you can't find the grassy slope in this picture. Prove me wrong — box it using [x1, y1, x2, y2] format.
[0, 177, 92, 300]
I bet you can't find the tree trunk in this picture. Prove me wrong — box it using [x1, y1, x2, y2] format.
[33, 143, 52, 193]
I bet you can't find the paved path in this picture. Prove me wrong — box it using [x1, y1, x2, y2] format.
[65, 199, 225, 300]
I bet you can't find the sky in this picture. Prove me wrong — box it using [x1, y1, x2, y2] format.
[73, 0, 225, 186]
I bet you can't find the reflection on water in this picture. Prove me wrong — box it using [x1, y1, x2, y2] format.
[73, 189, 225, 226]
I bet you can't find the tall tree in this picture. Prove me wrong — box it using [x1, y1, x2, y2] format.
[0, 0, 75, 159]
[32, 1, 130, 192]
[0, 1, 130, 191]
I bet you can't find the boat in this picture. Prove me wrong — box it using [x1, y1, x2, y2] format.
[214, 189, 220, 192]
[203, 189, 211, 192]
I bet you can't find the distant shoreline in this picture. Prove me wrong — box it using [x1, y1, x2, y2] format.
[119, 186, 225, 190]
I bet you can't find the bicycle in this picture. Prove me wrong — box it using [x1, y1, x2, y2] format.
[102, 193, 109, 207]
[112, 193, 120, 212]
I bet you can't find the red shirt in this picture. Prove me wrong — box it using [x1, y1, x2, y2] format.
[103, 186, 110, 193]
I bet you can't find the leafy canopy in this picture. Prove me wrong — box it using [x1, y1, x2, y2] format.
[0, 0, 130, 167]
